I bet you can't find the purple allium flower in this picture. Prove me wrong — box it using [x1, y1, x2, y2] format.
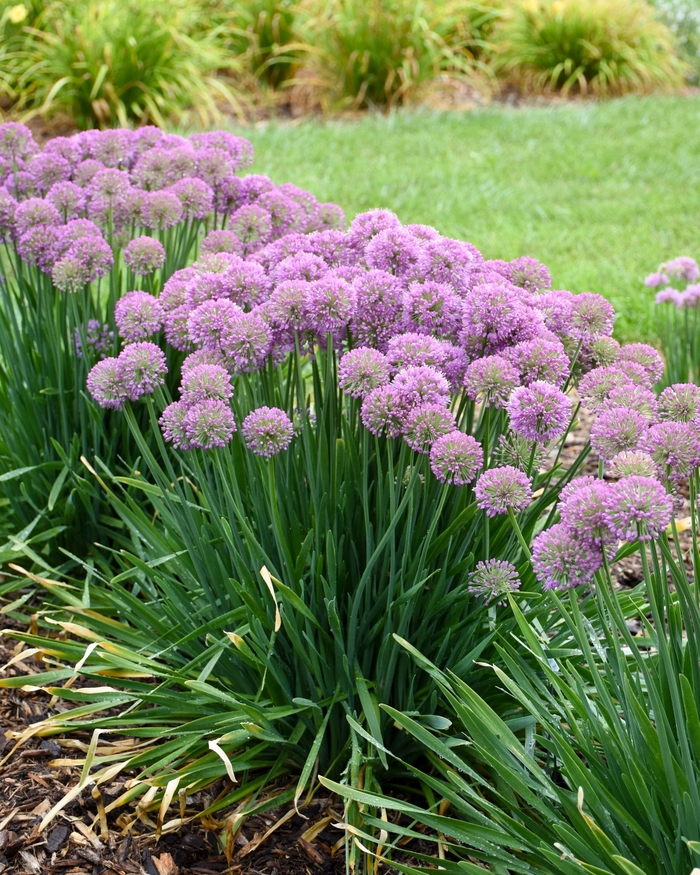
[506, 337, 570, 386]
[27, 153, 71, 194]
[581, 335, 621, 371]
[316, 202, 346, 231]
[681, 285, 700, 308]
[184, 272, 227, 308]
[460, 283, 544, 357]
[386, 332, 444, 372]
[87, 129, 135, 168]
[44, 135, 82, 166]
[239, 173, 275, 203]
[183, 400, 235, 450]
[159, 268, 196, 312]
[132, 148, 183, 190]
[603, 476, 673, 542]
[219, 310, 272, 373]
[192, 147, 233, 187]
[266, 280, 311, 332]
[181, 349, 228, 376]
[187, 299, 243, 350]
[305, 230, 355, 268]
[212, 174, 245, 215]
[180, 363, 233, 407]
[116, 342, 167, 401]
[531, 523, 602, 590]
[403, 403, 456, 454]
[221, 260, 270, 309]
[200, 229, 244, 257]
[439, 341, 469, 389]
[415, 238, 479, 290]
[347, 209, 401, 250]
[393, 365, 450, 409]
[257, 190, 302, 238]
[639, 422, 700, 482]
[464, 355, 520, 409]
[229, 204, 272, 253]
[304, 276, 356, 334]
[559, 475, 598, 504]
[64, 235, 113, 282]
[123, 236, 166, 276]
[189, 131, 254, 168]
[532, 289, 575, 338]
[46, 181, 85, 220]
[17, 226, 62, 272]
[168, 177, 214, 220]
[361, 385, 408, 438]
[52, 256, 90, 293]
[86, 358, 125, 409]
[559, 480, 616, 546]
[495, 432, 545, 472]
[600, 384, 658, 423]
[507, 381, 571, 443]
[141, 190, 183, 229]
[87, 168, 131, 199]
[0, 186, 17, 241]
[13, 197, 61, 236]
[163, 306, 195, 353]
[351, 270, 405, 351]
[617, 343, 664, 385]
[609, 451, 657, 479]
[617, 360, 652, 387]
[160, 401, 193, 450]
[276, 183, 320, 231]
[405, 223, 441, 243]
[115, 291, 163, 343]
[339, 348, 391, 397]
[590, 406, 649, 460]
[74, 319, 113, 359]
[193, 252, 240, 275]
[664, 256, 699, 282]
[429, 431, 483, 485]
[74, 159, 105, 188]
[365, 227, 426, 278]
[0, 122, 37, 161]
[570, 293, 615, 340]
[507, 256, 551, 292]
[658, 383, 700, 422]
[578, 365, 639, 413]
[273, 252, 327, 284]
[645, 272, 669, 288]
[241, 406, 294, 458]
[402, 280, 462, 338]
[475, 466, 532, 517]
[468, 559, 520, 605]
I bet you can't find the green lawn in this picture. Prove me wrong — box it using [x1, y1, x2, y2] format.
[236, 95, 700, 344]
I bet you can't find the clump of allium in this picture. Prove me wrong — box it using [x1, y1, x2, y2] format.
[64, 235, 114, 282]
[658, 383, 700, 422]
[639, 422, 700, 483]
[429, 431, 482, 485]
[468, 559, 521, 605]
[200, 229, 243, 257]
[141, 190, 183, 229]
[464, 355, 519, 408]
[86, 358, 125, 409]
[570, 293, 615, 340]
[506, 337, 570, 386]
[578, 365, 639, 412]
[51, 255, 90, 293]
[603, 475, 673, 542]
[608, 451, 657, 479]
[664, 256, 699, 282]
[495, 432, 545, 472]
[115, 342, 167, 401]
[402, 280, 462, 338]
[338, 348, 391, 398]
[386, 333, 445, 372]
[183, 400, 236, 450]
[219, 310, 272, 373]
[507, 256, 551, 292]
[159, 401, 193, 450]
[393, 366, 450, 409]
[169, 177, 213, 220]
[365, 227, 426, 278]
[403, 404, 456, 454]
[361, 385, 408, 438]
[559, 480, 615, 546]
[46, 181, 85, 220]
[590, 406, 649, 460]
[229, 204, 272, 252]
[241, 406, 294, 458]
[304, 276, 356, 335]
[114, 291, 163, 343]
[180, 364, 233, 407]
[475, 466, 532, 517]
[531, 523, 602, 590]
[617, 343, 664, 385]
[123, 236, 166, 276]
[507, 381, 571, 443]
[187, 299, 243, 351]
[74, 320, 113, 359]
[14, 197, 61, 236]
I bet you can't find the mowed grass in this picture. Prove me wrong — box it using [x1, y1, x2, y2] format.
[236, 95, 700, 343]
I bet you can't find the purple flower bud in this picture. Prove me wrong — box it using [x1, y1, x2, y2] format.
[532, 290, 575, 338]
[74, 159, 106, 188]
[181, 349, 228, 376]
[507, 381, 571, 443]
[531, 523, 602, 590]
[87, 168, 131, 199]
[273, 252, 327, 285]
[645, 272, 669, 288]
[266, 280, 311, 332]
[600, 384, 657, 423]
[603, 475, 673, 542]
[664, 256, 699, 282]
[461, 283, 544, 357]
[468, 559, 520, 605]
[386, 332, 445, 372]
[415, 238, 479, 290]
[475, 466, 532, 517]
[590, 406, 649, 460]
[27, 153, 71, 195]
[241, 406, 294, 457]
[316, 202, 346, 231]
[183, 400, 236, 449]
[180, 364, 233, 407]
[193, 147, 233, 187]
[464, 355, 520, 409]
[184, 272, 228, 309]
[360, 385, 408, 438]
[339, 348, 391, 398]
[350, 270, 404, 351]
[0, 122, 38, 161]
[257, 190, 303, 238]
[578, 365, 640, 413]
[429, 431, 483, 485]
[159, 268, 197, 312]
[86, 358, 126, 409]
[276, 183, 319, 231]
[221, 260, 271, 309]
[123, 236, 166, 276]
[115, 291, 163, 342]
[403, 403, 456, 454]
[116, 341, 167, 401]
[44, 135, 82, 166]
[163, 306, 195, 353]
[495, 432, 545, 472]
[189, 131, 254, 169]
[0, 186, 17, 242]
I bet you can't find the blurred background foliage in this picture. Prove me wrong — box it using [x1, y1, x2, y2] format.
[0, 0, 694, 126]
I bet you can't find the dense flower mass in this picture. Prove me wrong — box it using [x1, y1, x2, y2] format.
[241, 407, 294, 457]
[475, 466, 532, 517]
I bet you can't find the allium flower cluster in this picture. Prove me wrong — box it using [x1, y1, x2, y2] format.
[468, 560, 520, 605]
[338, 348, 391, 398]
[429, 431, 482, 485]
[114, 291, 163, 342]
[241, 406, 294, 458]
[507, 381, 571, 443]
[123, 236, 166, 275]
[475, 466, 532, 517]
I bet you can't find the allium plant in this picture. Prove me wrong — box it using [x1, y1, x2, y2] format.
[647, 254, 700, 384]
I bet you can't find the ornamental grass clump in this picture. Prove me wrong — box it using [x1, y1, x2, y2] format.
[0, 121, 343, 555]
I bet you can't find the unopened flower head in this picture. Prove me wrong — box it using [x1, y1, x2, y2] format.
[468, 559, 520, 605]
[507, 381, 571, 443]
[403, 403, 456, 454]
[65, 235, 114, 282]
[339, 348, 391, 398]
[495, 432, 546, 472]
[241, 406, 294, 458]
[429, 431, 482, 486]
[52, 255, 90, 293]
[123, 236, 166, 276]
[475, 466, 532, 517]
[229, 204, 272, 252]
[464, 355, 519, 409]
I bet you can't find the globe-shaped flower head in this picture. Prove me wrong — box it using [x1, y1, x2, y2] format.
[475, 466, 532, 517]
[603, 476, 673, 542]
[468, 560, 521, 605]
[429, 431, 483, 486]
[531, 523, 603, 591]
[338, 348, 391, 398]
[507, 381, 571, 443]
[114, 291, 163, 343]
[123, 236, 166, 276]
[241, 407, 294, 458]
